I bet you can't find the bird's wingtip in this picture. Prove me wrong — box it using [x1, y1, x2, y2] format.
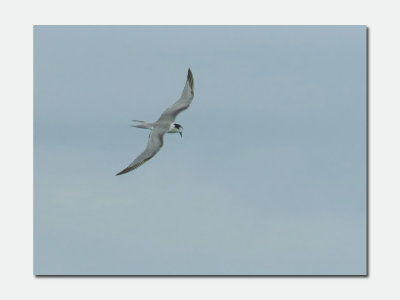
[115, 170, 125, 176]
[187, 68, 193, 82]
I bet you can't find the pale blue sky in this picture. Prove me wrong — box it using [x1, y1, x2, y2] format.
[34, 25, 366, 275]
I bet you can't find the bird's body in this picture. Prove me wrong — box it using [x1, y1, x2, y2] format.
[131, 120, 182, 134]
[116, 69, 195, 175]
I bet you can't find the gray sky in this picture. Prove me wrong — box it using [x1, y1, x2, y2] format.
[34, 25, 366, 275]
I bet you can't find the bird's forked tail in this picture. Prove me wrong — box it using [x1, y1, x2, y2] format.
[130, 120, 153, 129]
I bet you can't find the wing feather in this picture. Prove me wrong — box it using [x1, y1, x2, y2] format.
[157, 68, 194, 123]
[116, 127, 166, 175]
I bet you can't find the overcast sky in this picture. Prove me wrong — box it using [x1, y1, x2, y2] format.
[34, 25, 366, 275]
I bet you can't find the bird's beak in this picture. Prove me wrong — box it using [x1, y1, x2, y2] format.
[179, 132, 182, 138]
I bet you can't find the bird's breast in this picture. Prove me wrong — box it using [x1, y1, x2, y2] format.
[167, 127, 179, 134]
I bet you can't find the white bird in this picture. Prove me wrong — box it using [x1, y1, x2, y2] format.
[116, 68, 195, 175]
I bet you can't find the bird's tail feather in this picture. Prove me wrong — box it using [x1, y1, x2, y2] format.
[131, 120, 153, 129]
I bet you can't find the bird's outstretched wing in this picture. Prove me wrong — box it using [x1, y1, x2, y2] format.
[116, 127, 166, 175]
[157, 68, 195, 123]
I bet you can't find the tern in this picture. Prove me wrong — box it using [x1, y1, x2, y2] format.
[116, 68, 195, 175]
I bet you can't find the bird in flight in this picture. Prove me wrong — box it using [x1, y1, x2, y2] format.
[116, 68, 195, 175]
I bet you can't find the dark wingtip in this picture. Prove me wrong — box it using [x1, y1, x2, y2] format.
[115, 169, 127, 176]
[187, 68, 194, 93]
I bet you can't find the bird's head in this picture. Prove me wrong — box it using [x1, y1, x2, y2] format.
[174, 123, 183, 137]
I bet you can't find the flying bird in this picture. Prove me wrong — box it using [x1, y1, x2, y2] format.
[116, 68, 195, 175]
